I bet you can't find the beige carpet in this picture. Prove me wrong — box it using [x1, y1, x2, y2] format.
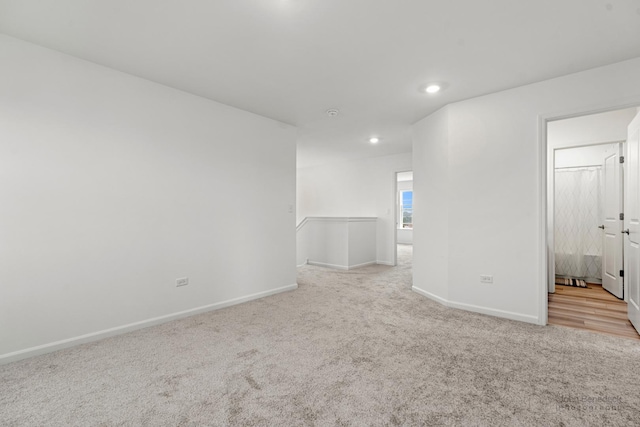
[1, 244, 639, 426]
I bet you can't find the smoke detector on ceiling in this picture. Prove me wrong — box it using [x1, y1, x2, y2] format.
[326, 109, 339, 117]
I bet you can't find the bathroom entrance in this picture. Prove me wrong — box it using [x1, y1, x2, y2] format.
[553, 142, 623, 297]
[547, 108, 640, 339]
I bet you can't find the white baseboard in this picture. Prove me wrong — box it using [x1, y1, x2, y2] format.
[411, 285, 539, 324]
[308, 261, 349, 270]
[348, 261, 377, 269]
[376, 260, 395, 266]
[411, 286, 449, 305]
[307, 260, 377, 270]
[0, 283, 298, 365]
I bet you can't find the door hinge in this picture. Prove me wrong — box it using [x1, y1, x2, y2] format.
[620, 156, 625, 163]
[620, 213, 625, 220]
[620, 269, 624, 278]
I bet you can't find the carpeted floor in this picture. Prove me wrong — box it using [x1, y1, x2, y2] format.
[1, 244, 640, 426]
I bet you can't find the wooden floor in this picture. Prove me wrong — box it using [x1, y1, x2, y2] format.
[549, 283, 640, 340]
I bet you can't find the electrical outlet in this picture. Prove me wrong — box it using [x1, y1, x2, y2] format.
[480, 275, 493, 284]
[176, 277, 189, 287]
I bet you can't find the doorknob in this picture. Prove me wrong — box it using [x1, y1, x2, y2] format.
[598, 225, 605, 229]
[622, 229, 630, 235]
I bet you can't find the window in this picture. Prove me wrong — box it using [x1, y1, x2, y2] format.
[399, 190, 413, 229]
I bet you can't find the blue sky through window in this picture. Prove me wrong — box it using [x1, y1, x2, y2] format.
[402, 191, 413, 207]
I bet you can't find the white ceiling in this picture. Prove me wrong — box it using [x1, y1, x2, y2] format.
[1, 1, 640, 168]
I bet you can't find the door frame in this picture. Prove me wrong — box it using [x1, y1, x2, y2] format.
[539, 101, 640, 326]
[548, 141, 625, 294]
[392, 170, 413, 266]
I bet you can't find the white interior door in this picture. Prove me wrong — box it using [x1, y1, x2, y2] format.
[625, 112, 640, 333]
[602, 143, 624, 299]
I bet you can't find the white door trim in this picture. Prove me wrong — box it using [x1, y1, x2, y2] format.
[538, 100, 640, 326]
[392, 171, 398, 266]
[392, 170, 413, 266]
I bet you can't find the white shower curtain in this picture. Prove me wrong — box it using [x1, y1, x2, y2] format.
[554, 166, 603, 281]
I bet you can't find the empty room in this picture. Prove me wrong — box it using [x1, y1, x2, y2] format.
[2, 1, 640, 426]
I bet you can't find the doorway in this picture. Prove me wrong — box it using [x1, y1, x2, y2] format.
[393, 171, 413, 267]
[546, 107, 640, 339]
[553, 142, 623, 296]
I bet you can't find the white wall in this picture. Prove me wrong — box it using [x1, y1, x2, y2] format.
[555, 143, 618, 169]
[412, 56, 640, 324]
[413, 107, 450, 302]
[297, 217, 377, 269]
[348, 219, 377, 267]
[297, 152, 412, 265]
[548, 108, 637, 150]
[0, 35, 297, 362]
[397, 229, 413, 245]
[296, 220, 312, 267]
[398, 180, 413, 191]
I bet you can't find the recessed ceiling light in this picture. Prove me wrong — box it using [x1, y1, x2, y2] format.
[369, 137, 380, 144]
[425, 84, 441, 94]
[326, 109, 339, 117]
[419, 82, 448, 95]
